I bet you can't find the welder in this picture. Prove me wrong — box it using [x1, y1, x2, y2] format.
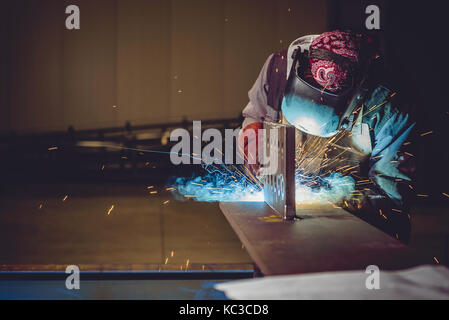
[238, 30, 416, 242]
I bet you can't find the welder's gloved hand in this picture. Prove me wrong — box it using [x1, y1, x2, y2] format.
[238, 122, 264, 177]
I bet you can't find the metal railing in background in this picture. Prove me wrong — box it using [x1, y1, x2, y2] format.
[0, 117, 242, 182]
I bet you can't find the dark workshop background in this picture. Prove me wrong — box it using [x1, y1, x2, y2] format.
[0, 0, 447, 191]
[0, 0, 447, 270]
[0, 0, 327, 133]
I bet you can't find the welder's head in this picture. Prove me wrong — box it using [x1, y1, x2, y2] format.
[282, 30, 362, 137]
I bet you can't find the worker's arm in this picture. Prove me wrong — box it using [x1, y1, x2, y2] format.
[349, 86, 416, 242]
[241, 53, 279, 126]
[238, 54, 278, 174]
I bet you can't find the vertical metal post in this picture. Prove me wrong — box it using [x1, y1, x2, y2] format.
[263, 122, 296, 220]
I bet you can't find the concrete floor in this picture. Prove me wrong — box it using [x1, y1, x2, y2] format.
[0, 182, 447, 299]
[0, 182, 447, 271]
[0, 182, 252, 270]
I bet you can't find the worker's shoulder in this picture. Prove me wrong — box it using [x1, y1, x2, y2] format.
[364, 85, 394, 109]
[364, 84, 411, 118]
[265, 49, 289, 111]
[272, 49, 288, 59]
[264, 49, 288, 80]
[266, 49, 288, 71]
[363, 85, 414, 136]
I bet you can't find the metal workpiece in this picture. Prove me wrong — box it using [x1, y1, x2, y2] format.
[262, 121, 296, 220]
[219, 202, 429, 276]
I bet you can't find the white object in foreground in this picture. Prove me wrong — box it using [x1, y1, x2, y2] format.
[215, 265, 449, 300]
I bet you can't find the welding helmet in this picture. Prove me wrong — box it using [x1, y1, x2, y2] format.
[281, 27, 372, 138]
[281, 48, 358, 138]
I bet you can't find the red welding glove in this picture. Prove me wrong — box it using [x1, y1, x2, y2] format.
[238, 122, 263, 176]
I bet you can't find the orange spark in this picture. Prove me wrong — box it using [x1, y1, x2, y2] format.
[420, 131, 433, 136]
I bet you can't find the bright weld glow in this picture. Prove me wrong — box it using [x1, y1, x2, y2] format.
[174, 174, 263, 202]
[293, 116, 325, 136]
[173, 165, 354, 204]
[295, 172, 355, 204]
[173, 164, 263, 202]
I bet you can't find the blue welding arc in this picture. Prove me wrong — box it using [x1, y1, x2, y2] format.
[77, 143, 203, 162]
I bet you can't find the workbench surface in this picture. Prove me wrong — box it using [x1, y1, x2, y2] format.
[219, 202, 430, 276]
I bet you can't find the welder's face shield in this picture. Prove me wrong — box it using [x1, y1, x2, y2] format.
[281, 54, 354, 138]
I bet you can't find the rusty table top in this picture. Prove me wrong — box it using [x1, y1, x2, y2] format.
[219, 202, 431, 276]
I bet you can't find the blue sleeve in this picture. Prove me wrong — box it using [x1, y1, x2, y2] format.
[346, 86, 416, 242]
[363, 86, 415, 206]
